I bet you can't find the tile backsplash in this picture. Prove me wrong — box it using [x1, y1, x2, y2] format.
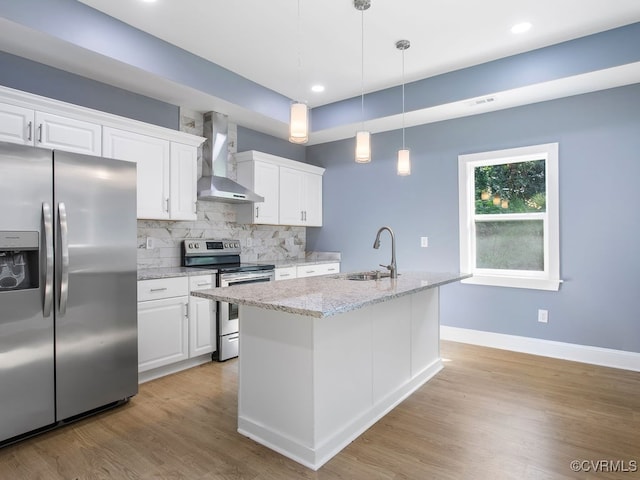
[137, 109, 306, 269]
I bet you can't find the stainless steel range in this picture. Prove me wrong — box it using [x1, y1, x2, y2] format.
[182, 239, 274, 361]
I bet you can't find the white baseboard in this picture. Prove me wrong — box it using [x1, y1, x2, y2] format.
[138, 355, 213, 384]
[441, 326, 640, 372]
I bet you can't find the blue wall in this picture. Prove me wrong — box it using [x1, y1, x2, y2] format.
[237, 126, 306, 163]
[0, 51, 179, 129]
[307, 84, 640, 353]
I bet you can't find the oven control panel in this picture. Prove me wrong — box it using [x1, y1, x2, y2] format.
[183, 238, 241, 256]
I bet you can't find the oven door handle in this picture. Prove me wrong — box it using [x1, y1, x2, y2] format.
[221, 274, 273, 285]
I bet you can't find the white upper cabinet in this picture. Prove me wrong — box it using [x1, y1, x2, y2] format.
[0, 102, 101, 155]
[103, 127, 171, 220]
[35, 112, 101, 155]
[170, 142, 198, 221]
[279, 166, 323, 227]
[0, 102, 34, 145]
[236, 154, 280, 224]
[0, 85, 205, 221]
[236, 150, 325, 227]
[104, 130, 198, 221]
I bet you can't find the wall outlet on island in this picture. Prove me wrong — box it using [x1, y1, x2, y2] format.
[146, 237, 154, 249]
[420, 237, 429, 248]
[246, 237, 253, 247]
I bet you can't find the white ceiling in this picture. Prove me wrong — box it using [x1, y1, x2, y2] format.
[76, 0, 640, 108]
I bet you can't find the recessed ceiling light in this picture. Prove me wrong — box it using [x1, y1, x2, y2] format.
[140, 0, 158, 3]
[511, 22, 532, 34]
[311, 85, 325, 93]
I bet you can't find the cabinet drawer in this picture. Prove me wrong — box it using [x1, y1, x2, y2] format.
[296, 262, 340, 278]
[275, 266, 297, 281]
[138, 277, 188, 301]
[189, 274, 216, 291]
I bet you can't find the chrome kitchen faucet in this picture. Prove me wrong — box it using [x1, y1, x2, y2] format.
[373, 226, 398, 279]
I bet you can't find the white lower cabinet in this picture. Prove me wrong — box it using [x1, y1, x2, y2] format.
[274, 266, 297, 281]
[275, 262, 340, 281]
[296, 262, 340, 278]
[138, 296, 189, 372]
[137, 275, 217, 379]
[137, 277, 189, 373]
[188, 275, 217, 357]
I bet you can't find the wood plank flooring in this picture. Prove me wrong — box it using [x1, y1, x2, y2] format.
[1, 341, 639, 479]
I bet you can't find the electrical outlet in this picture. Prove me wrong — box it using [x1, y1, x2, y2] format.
[537, 309, 548, 323]
[420, 236, 429, 248]
[246, 237, 253, 247]
[146, 237, 154, 249]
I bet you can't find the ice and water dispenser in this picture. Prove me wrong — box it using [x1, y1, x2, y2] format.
[0, 231, 39, 292]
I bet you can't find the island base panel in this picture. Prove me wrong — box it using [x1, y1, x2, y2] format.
[237, 288, 442, 470]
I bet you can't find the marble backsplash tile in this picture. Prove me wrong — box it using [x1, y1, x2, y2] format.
[137, 109, 306, 269]
[137, 201, 306, 268]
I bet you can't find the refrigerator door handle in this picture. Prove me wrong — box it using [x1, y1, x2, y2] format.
[58, 202, 70, 316]
[42, 202, 54, 317]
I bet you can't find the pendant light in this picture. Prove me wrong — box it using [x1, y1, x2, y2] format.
[354, 0, 371, 163]
[396, 39, 411, 176]
[289, 0, 309, 144]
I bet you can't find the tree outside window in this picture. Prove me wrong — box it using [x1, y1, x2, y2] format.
[458, 143, 560, 291]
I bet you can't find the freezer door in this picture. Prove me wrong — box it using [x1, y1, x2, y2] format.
[0, 143, 55, 443]
[53, 150, 138, 420]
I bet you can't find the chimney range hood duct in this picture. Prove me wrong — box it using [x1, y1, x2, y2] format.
[197, 112, 264, 203]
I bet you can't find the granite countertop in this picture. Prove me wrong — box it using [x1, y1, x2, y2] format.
[138, 266, 218, 281]
[191, 271, 471, 318]
[255, 258, 340, 268]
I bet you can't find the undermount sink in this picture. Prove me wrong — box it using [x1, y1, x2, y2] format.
[346, 271, 391, 281]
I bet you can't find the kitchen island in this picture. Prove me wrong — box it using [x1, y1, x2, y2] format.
[193, 271, 469, 470]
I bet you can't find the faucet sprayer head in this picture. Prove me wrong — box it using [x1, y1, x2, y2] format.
[373, 237, 381, 249]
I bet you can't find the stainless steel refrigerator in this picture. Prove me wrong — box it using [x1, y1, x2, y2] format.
[0, 142, 138, 445]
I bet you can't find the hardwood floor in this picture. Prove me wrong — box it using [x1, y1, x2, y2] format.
[1, 341, 639, 479]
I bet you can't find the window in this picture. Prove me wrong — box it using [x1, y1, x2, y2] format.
[458, 143, 560, 291]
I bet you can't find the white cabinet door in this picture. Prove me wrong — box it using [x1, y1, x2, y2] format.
[170, 143, 198, 221]
[252, 160, 280, 224]
[279, 166, 305, 226]
[303, 172, 323, 227]
[279, 167, 323, 226]
[236, 157, 280, 224]
[0, 102, 34, 145]
[138, 296, 189, 372]
[35, 111, 101, 155]
[188, 296, 217, 357]
[103, 127, 171, 220]
[188, 275, 217, 357]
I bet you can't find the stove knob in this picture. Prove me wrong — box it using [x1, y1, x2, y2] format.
[188, 243, 193, 249]
[234, 242, 240, 248]
[195, 244, 200, 249]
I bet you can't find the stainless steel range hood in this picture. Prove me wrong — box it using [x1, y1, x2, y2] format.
[197, 111, 264, 203]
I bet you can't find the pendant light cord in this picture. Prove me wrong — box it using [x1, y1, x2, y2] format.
[360, 7, 365, 129]
[296, 0, 302, 102]
[401, 47, 406, 149]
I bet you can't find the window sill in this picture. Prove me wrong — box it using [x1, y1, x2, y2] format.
[461, 275, 561, 291]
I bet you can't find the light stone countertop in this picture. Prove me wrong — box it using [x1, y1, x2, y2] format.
[254, 258, 340, 268]
[137, 266, 218, 281]
[191, 271, 471, 318]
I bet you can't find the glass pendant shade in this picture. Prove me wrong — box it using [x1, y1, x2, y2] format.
[355, 130, 371, 163]
[397, 149, 411, 176]
[289, 102, 309, 144]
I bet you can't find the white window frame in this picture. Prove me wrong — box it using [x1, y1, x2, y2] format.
[458, 143, 560, 291]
